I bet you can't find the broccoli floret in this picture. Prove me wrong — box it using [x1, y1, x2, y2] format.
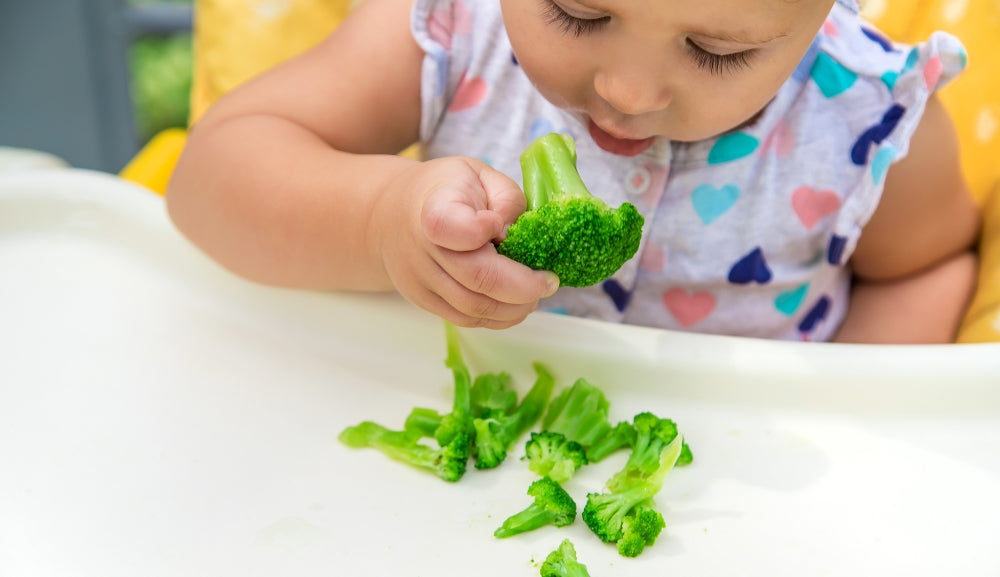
[470, 371, 518, 416]
[539, 539, 592, 577]
[523, 431, 588, 483]
[338, 322, 475, 482]
[338, 420, 470, 483]
[581, 432, 684, 552]
[617, 503, 666, 557]
[542, 378, 614, 449]
[607, 412, 691, 491]
[403, 406, 445, 438]
[586, 420, 636, 463]
[472, 362, 556, 470]
[497, 132, 644, 288]
[494, 476, 577, 538]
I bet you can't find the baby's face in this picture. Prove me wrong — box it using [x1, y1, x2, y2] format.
[501, 0, 836, 154]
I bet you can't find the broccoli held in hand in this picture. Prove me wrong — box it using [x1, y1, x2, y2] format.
[523, 431, 588, 483]
[497, 132, 644, 287]
[494, 476, 577, 538]
[540, 539, 593, 577]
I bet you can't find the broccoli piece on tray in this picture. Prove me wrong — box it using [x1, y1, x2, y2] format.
[472, 362, 556, 470]
[542, 378, 614, 449]
[606, 412, 692, 491]
[338, 322, 475, 482]
[582, 428, 685, 557]
[497, 132, 644, 287]
[540, 539, 593, 577]
[338, 421, 470, 483]
[523, 431, 589, 483]
[494, 476, 577, 538]
[585, 420, 636, 463]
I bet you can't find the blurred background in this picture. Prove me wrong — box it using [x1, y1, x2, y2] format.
[1, 0, 193, 173]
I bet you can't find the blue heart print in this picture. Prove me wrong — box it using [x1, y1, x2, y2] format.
[827, 234, 848, 265]
[530, 118, 556, 141]
[692, 184, 740, 224]
[792, 39, 821, 84]
[775, 283, 809, 316]
[798, 295, 831, 334]
[728, 247, 772, 285]
[870, 144, 898, 185]
[810, 53, 858, 98]
[881, 71, 899, 92]
[708, 133, 760, 164]
[862, 27, 895, 52]
[850, 104, 905, 166]
[602, 279, 632, 312]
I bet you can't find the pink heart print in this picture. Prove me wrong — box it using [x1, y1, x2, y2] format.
[427, 0, 473, 50]
[662, 288, 716, 327]
[449, 73, 488, 112]
[792, 186, 841, 230]
[924, 55, 942, 90]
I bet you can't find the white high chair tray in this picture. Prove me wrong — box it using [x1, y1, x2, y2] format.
[1, 169, 998, 577]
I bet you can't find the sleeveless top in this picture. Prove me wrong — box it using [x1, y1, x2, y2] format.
[411, 0, 966, 341]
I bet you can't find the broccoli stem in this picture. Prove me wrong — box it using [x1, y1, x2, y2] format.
[494, 503, 563, 538]
[521, 133, 591, 210]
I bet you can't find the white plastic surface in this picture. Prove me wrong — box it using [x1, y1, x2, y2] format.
[1, 169, 999, 576]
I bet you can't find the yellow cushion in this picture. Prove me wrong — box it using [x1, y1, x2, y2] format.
[189, 0, 352, 124]
[864, 0, 1000, 342]
[119, 127, 187, 194]
[958, 183, 1000, 342]
[863, 0, 1000, 207]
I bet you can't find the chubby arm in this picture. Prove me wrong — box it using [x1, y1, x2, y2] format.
[166, 0, 557, 328]
[834, 95, 981, 343]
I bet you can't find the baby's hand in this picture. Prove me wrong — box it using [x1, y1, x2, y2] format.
[373, 157, 559, 329]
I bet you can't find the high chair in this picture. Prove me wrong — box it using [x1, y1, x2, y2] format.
[118, 0, 1000, 342]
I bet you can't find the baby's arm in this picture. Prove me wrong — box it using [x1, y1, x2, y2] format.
[834, 96, 981, 343]
[166, 0, 557, 329]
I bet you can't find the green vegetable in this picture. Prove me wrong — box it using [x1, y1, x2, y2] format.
[497, 133, 644, 287]
[582, 429, 684, 557]
[470, 372, 518, 416]
[542, 378, 614, 449]
[471, 363, 556, 470]
[337, 322, 475, 482]
[539, 539, 592, 577]
[606, 412, 692, 492]
[494, 476, 577, 538]
[338, 420, 470, 483]
[523, 431, 588, 483]
[585, 420, 636, 463]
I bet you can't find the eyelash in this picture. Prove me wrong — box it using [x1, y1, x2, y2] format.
[539, 2, 756, 76]
[686, 40, 756, 75]
[541, 0, 609, 37]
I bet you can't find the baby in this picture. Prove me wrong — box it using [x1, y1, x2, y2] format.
[167, 0, 980, 343]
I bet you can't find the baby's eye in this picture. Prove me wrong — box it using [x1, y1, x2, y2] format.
[686, 40, 756, 75]
[541, 0, 610, 37]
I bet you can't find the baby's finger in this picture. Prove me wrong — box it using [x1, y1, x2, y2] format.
[405, 277, 541, 330]
[422, 193, 505, 252]
[438, 245, 559, 306]
[476, 165, 527, 239]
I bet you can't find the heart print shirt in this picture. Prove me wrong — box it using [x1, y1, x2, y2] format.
[411, 0, 967, 341]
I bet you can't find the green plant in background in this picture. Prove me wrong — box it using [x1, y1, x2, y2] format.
[128, 0, 194, 144]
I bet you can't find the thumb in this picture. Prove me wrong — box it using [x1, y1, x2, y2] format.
[477, 164, 527, 241]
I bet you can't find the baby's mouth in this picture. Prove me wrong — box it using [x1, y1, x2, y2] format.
[586, 119, 656, 157]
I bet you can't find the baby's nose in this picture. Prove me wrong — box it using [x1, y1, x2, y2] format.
[593, 69, 672, 116]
